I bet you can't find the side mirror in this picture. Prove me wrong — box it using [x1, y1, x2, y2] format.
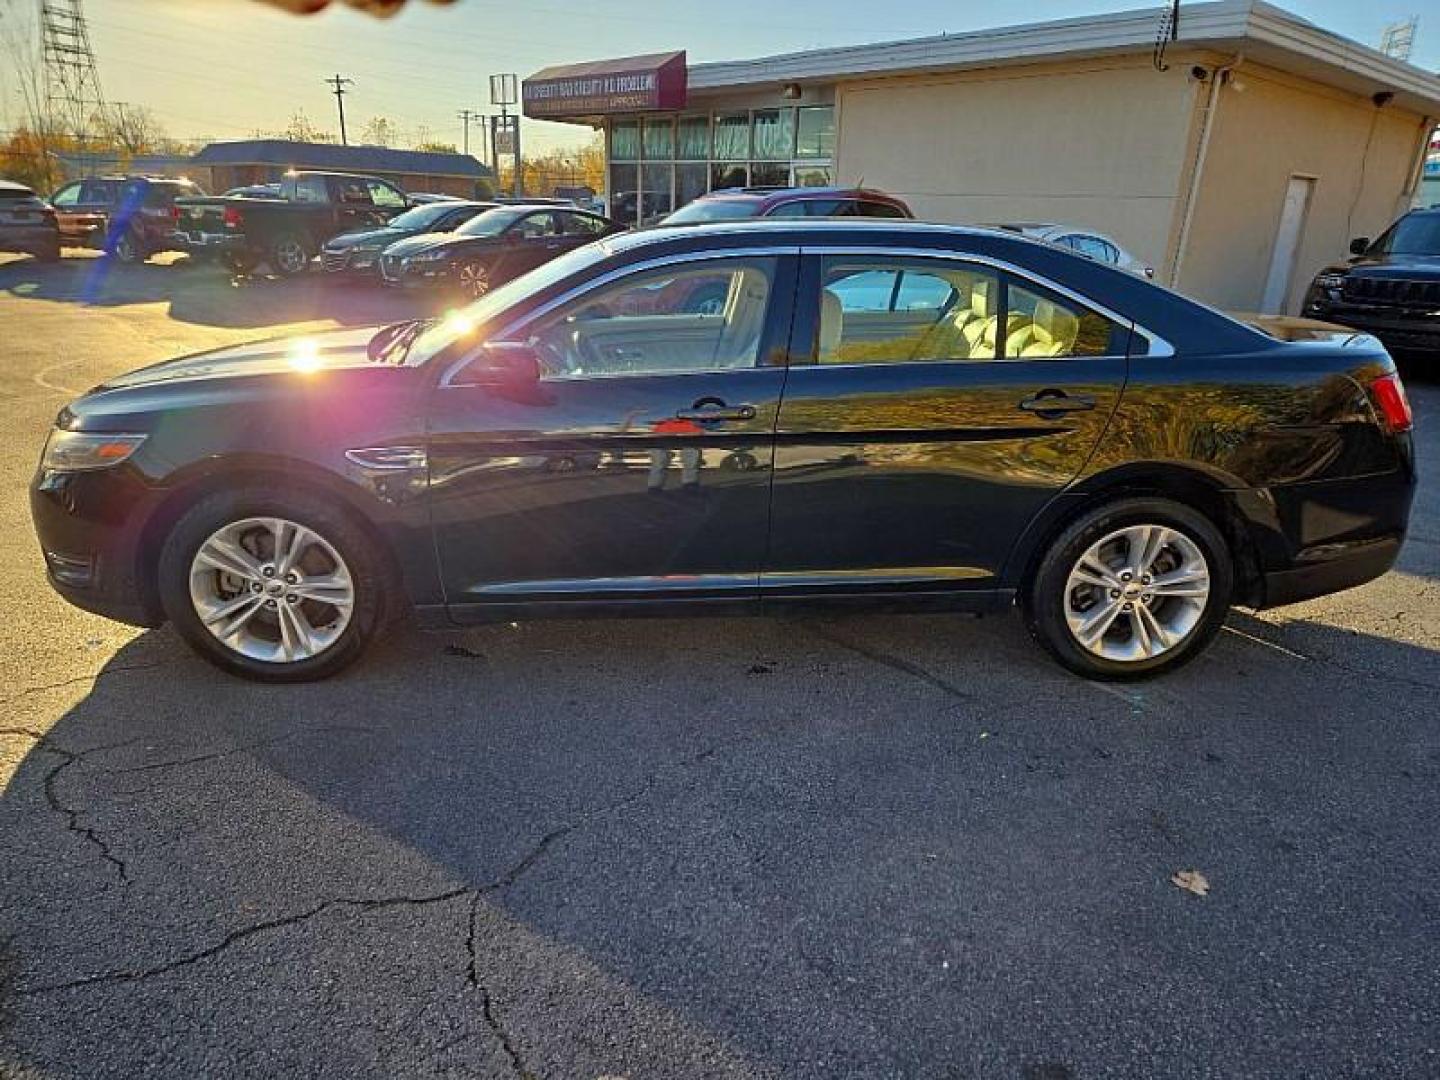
[1349, 237, 1371, 256]
[468, 341, 540, 388]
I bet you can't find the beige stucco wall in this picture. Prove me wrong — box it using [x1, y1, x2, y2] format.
[834, 59, 1200, 273]
[1178, 63, 1431, 313]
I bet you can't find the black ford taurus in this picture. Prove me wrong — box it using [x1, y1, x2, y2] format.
[31, 221, 1415, 682]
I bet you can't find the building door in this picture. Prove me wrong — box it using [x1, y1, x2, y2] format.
[1261, 175, 1315, 315]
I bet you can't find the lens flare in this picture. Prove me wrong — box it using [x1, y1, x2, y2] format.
[441, 310, 475, 337]
[288, 338, 322, 373]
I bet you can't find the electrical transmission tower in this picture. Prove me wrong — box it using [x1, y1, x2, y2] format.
[39, 0, 107, 148]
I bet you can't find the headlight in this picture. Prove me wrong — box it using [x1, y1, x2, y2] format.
[1314, 273, 1346, 289]
[410, 249, 450, 263]
[41, 430, 147, 472]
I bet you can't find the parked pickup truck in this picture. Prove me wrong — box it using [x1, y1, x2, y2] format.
[172, 170, 412, 275]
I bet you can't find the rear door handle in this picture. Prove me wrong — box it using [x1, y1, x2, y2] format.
[675, 404, 757, 422]
[1019, 391, 1096, 415]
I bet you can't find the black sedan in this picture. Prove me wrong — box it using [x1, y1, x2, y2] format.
[31, 220, 1415, 682]
[320, 199, 494, 279]
[380, 204, 622, 298]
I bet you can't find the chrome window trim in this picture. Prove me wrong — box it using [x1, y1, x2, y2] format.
[439, 245, 802, 387]
[799, 244, 1175, 360]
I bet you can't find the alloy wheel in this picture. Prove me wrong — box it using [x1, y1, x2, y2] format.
[274, 239, 307, 275]
[189, 516, 354, 663]
[1063, 523, 1211, 663]
[458, 262, 490, 299]
[114, 232, 137, 262]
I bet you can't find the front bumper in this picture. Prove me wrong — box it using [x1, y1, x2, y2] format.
[380, 255, 453, 289]
[30, 466, 163, 628]
[1303, 295, 1440, 354]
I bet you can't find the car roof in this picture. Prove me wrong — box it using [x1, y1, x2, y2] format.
[0, 179, 36, 194]
[697, 186, 900, 203]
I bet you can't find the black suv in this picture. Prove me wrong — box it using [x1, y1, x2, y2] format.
[1303, 207, 1440, 356]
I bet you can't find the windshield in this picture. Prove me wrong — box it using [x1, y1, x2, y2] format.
[456, 207, 525, 237]
[1371, 214, 1440, 257]
[405, 242, 613, 366]
[388, 203, 461, 231]
[663, 199, 763, 225]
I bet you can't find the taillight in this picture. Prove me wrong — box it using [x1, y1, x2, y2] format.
[171, 205, 181, 223]
[222, 205, 243, 229]
[1370, 372, 1413, 434]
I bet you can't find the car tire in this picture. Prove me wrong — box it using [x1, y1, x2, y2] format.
[269, 233, 312, 277]
[1022, 496, 1233, 681]
[112, 228, 145, 264]
[156, 487, 390, 682]
[222, 250, 260, 276]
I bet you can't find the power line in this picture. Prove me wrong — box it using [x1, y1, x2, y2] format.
[324, 73, 354, 146]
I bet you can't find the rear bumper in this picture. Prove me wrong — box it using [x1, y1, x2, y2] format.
[171, 231, 245, 255]
[1238, 464, 1416, 609]
[0, 226, 58, 254]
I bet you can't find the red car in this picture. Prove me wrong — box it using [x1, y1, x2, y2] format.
[660, 185, 912, 225]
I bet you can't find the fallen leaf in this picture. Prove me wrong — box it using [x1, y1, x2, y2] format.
[1171, 869, 1210, 897]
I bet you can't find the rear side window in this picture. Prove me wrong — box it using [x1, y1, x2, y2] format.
[295, 176, 329, 203]
[815, 256, 1124, 364]
[854, 200, 907, 219]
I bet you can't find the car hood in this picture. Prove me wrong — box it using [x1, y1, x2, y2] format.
[324, 225, 406, 252]
[97, 326, 390, 390]
[385, 232, 499, 259]
[1343, 253, 1440, 280]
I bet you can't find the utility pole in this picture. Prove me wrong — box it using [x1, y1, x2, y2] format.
[457, 108, 484, 156]
[325, 74, 354, 145]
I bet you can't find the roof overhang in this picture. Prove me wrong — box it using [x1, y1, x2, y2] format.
[523, 51, 687, 119]
[687, 0, 1440, 116]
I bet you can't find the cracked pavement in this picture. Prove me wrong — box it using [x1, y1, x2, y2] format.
[1, 253, 1438, 1078]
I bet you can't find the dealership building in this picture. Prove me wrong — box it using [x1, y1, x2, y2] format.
[523, 0, 1440, 315]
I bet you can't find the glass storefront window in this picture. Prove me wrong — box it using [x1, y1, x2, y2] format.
[640, 163, 674, 222]
[713, 114, 750, 160]
[751, 161, 789, 186]
[609, 163, 639, 225]
[676, 163, 708, 208]
[794, 164, 833, 187]
[642, 117, 673, 160]
[677, 117, 709, 160]
[796, 107, 835, 159]
[711, 163, 747, 190]
[752, 108, 795, 160]
[610, 121, 640, 162]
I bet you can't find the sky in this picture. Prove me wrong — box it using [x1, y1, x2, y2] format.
[1, 0, 1436, 157]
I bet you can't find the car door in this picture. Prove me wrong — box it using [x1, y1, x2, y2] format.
[426, 249, 798, 616]
[495, 210, 564, 278]
[364, 178, 408, 222]
[763, 250, 1130, 602]
[49, 182, 86, 241]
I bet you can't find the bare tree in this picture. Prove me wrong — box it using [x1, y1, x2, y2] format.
[0, 0, 66, 190]
[102, 102, 165, 156]
[360, 116, 396, 147]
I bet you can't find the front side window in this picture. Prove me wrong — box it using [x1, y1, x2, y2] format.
[510, 211, 557, 238]
[50, 182, 80, 208]
[366, 180, 406, 209]
[559, 211, 606, 236]
[856, 200, 907, 219]
[815, 257, 1123, 364]
[521, 257, 777, 378]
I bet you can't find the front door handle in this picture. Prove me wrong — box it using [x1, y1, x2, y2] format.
[675, 403, 757, 422]
[1018, 391, 1096, 416]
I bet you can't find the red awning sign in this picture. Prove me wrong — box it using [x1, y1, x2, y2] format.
[523, 51, 687, 118]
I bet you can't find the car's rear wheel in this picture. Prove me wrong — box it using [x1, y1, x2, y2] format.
[457, 259, 491, 299]
[269, 233, 311, 277]
[112, 228, 144, 264]
[157, 488, 388, 682]
[1023, 497, 1232, 680]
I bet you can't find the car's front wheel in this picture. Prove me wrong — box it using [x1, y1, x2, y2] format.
[1024, 497, 1233, 680]
[456, 259, 491, 299]
[157, 488, 388, 681]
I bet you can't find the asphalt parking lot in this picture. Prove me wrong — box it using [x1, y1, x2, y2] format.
[0, 250, 1436, 1079]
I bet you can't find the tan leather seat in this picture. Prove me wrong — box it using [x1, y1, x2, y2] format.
[1019, 300, 1080, 357]
[818, 287, 844, 361]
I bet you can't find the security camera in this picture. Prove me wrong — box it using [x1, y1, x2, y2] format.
[1190, 65, 1210, 82]
[1372, 91, 1395, 108]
